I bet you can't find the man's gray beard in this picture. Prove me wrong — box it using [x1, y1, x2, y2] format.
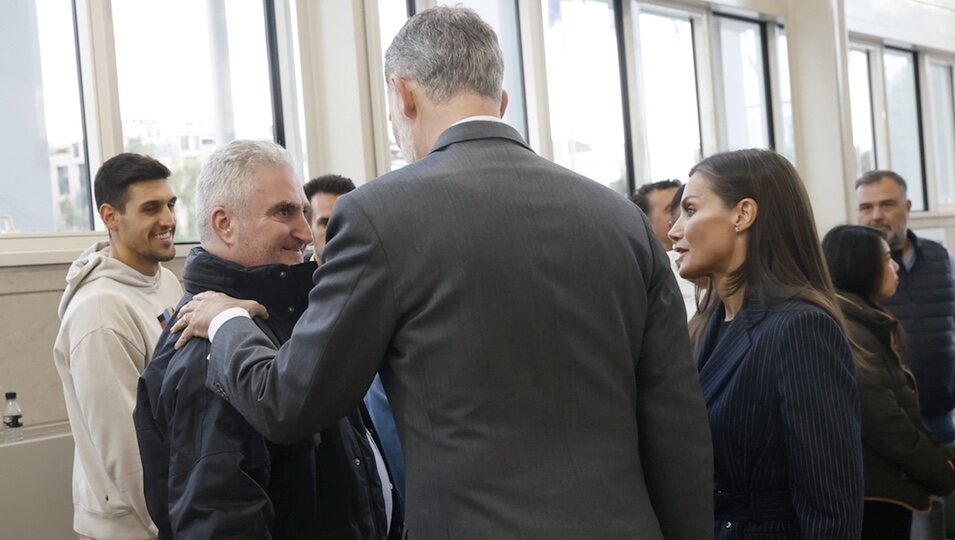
[888, 228, 907, 250]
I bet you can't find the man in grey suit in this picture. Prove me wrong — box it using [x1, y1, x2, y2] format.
[174, 6, 713, 539]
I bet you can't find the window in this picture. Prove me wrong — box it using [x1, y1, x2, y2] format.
[774, 27, 795, 164]
[111, 0, 278, 241]
[883, 48, 926, 211]
[377, 1, 412, 171]
[847, 48, 877, 177]
[0, 1, 90, 234]
[57, 167, 70, 196]
[542, 0, 627, 194]
[715, 15, 770, 151]
[635, 9, 702, 181]
[929, 62, 955, 210]
[437, 0, 528, 139]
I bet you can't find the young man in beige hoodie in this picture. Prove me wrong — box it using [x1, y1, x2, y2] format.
[54, 153, 182, 539]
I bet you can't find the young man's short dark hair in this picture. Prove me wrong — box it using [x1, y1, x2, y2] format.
[94, 153, 171, 211]
[304, 174, 357, 202]
[629, 180, 682, 215]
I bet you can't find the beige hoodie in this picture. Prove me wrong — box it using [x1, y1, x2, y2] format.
[53, 241, 182, 539]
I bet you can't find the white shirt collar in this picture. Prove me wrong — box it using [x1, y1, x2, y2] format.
[449, 115, 506, 127]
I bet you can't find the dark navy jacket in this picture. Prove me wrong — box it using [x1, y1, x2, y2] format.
[134, 248, 399, 539]
[698, 297, 863, 539]
[881, 230, 955, 420]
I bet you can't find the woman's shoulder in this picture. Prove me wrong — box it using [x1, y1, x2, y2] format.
[749, 298, 850, 356]
[762, 298, 840, 330]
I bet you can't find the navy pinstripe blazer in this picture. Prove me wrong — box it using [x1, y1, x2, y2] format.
[698, 297, 864, 539]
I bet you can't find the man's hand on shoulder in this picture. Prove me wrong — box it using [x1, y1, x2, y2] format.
[172, 291, 269, 349]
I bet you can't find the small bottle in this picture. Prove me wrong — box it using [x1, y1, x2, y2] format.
[3, 392, 23, 443]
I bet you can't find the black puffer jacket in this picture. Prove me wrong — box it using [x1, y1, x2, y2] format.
[839, 292, 955, 511]
[135, 248, 401, 539]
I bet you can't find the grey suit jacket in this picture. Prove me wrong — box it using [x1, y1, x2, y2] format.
[207, 121, 714, 539]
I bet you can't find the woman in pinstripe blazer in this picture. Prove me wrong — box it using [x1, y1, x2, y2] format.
[669, 149, 864, 539]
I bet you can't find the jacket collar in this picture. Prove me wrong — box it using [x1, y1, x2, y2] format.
[182, 247, 316, 321]
[428, 120, 533, 156]
[697, 296, 770, 406]
[891, 229, 921, 270]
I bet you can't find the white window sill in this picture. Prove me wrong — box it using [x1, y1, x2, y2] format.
[0, 232, 193, 267]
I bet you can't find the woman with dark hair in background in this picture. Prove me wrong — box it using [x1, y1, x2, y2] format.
[668, 149, 863, 539]
[823, 224, 955, 540]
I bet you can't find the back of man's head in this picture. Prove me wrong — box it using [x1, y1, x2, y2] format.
[94, 153, 171, 212]
[385, 6, 504, 104]
[304, 174, 356, 202]
[196, 140, 295, 244]
[629, 180, 682, 215]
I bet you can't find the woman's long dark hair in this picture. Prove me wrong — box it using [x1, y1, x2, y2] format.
[822, 225, 887, 301]
[822, 224, 906, 370]
[689, 149, 846, 329]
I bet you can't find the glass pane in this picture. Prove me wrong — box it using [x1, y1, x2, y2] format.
[542, 0, 627, 194]
[883, 48, 926, 211]
[378, 0, 410, 171]
[775, 28, 795, 164]
[930, 63, 955, 209]
[848, 48, 877, 177]
[715, 16, 769, 150]
[288, 0, 309, 181]
[437, 0, 527, 139]
[112, 0, 276, 241]
[0, 1, 90, 233]
[636, 10, 701, 181]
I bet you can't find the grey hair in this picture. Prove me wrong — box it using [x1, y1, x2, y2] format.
[855, 169, 908, 196]
[196, 139, 295, 243]
[384, 6, 504, 104]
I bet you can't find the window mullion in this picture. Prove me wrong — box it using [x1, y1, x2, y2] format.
[920, 53, 941, 212]
[694, 12, 719, 157]
[869, 44, 891, 171]
[626, 2, 651, 185]
[74, 0, 123, 183]
[517, 0, 553, 159]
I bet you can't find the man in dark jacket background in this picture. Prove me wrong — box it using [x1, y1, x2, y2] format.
[856, 170, 955, 539]
[134, 140, 399, 539]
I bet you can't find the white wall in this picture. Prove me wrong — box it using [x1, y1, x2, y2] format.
[847, 0, 955, 53]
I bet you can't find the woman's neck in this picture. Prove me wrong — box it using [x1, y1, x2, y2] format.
[715, 275, 746, 321]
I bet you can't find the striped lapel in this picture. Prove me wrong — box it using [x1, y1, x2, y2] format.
[697, 297, 769, 406]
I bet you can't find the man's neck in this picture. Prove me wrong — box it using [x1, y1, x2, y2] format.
[110, 242, 159, 277]
[418, 97, 501, 155]
[896, 231, 914, 259]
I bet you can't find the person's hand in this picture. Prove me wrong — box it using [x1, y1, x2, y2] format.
[171, 291, 268, 349]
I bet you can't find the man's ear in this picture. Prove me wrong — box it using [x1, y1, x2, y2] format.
[905, 199, 912, 212]
[210, 207, 234, 245]
[393, 76, 418, 121]
[99, 203, 120, 233]
[499, 89, 509, 117]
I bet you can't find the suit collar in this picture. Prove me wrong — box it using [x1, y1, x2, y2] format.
[697, 296, 769, 406]
[428, 120, 532, 155]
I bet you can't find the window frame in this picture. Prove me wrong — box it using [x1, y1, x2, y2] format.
[922, 53, 955, 213]
[626, 2, 711, 184]
[849, 36, 935, 213]
[0, 0, 307, 265]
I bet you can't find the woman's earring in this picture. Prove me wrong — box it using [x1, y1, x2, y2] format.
[734, 225, 741, 233]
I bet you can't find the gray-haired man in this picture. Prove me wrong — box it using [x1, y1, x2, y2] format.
[175, 7, 713, 539]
